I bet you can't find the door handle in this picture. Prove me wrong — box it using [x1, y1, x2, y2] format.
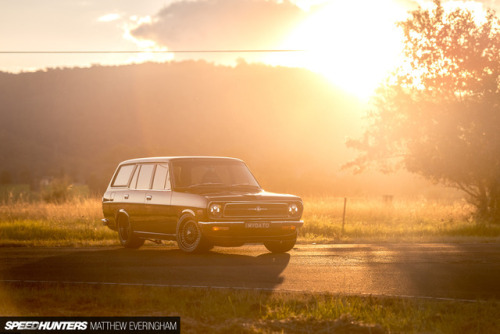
[124, 194, 129, 199]
[146, 195, 152, 200]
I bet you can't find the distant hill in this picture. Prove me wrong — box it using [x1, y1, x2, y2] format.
[0, 61, 443, 197]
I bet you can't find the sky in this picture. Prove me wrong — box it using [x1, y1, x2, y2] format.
[1, 0, 498, 99]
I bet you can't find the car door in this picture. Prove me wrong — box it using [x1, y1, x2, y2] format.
[145, 163, 174, 235]
[104, 163, 137, 222]
[130, 163, 156, 232]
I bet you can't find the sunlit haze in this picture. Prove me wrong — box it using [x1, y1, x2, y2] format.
[0, 0, 497, 100]
[268, 0, 409, 99]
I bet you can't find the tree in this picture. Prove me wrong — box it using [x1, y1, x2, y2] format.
[345, 0, 500, 221]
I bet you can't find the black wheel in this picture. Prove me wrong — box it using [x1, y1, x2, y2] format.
[264, 235, 297, 253]
[176, 217, 211, 253]
[117, 215, 145, 249]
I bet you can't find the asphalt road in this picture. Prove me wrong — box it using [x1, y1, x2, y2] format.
[1, 243, 499, 300]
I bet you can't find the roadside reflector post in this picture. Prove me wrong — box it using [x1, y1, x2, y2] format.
[341, 197, 347, 236]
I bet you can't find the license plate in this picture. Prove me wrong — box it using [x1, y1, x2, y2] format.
[245, 222, 270, 229]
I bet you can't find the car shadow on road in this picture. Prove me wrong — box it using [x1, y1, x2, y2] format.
[4, 246, 291, 290]
[0, 246, 292, 317]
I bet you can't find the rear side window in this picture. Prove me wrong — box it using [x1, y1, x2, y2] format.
[136, 164, 155, 189]
[129, 165, 140, 189]
[112, 165, 135, 187]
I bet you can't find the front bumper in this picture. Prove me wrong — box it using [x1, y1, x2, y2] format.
[101, 218, 117, 231]
[198, 220, 303, 244]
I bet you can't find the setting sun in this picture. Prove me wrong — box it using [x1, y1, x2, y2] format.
[268, 0, 409, 99]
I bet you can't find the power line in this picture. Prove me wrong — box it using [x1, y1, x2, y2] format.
[0, 49, 305, 54]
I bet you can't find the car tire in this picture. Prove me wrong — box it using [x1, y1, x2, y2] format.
[117, 215, 145, 249]
[264, 235, 297, 253]
[177, 216, 211, 253]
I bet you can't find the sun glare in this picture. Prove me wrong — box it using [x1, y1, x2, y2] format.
[122, 16, 175, 65]
[267, 0, 408, 100]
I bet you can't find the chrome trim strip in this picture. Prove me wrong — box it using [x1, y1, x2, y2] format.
[198, 220, 303, 225]
[221, 202, 292, 218]
[222, 201, 290, 205]
[134, 231, 175, 236]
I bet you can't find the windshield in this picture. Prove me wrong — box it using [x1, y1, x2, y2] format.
[171, 159, 261, 190]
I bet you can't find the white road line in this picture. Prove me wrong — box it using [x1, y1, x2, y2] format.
[0, 279, 481, 303]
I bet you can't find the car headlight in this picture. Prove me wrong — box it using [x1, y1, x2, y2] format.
[288, 203, 299, 216]
[209, 203, 222, 218]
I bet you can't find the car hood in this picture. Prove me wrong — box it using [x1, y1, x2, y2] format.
[203, 190, 301, 202]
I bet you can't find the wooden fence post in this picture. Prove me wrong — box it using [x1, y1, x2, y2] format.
[341, 197, 347, 235]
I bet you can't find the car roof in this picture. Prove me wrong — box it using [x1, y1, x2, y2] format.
[119, 156, 243, 165]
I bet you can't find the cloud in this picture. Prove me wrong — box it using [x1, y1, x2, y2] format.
[98, 13, 121, 22]
[130, 0, 307, 51]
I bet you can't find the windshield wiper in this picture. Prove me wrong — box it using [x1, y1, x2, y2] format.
[187, 182, 225, 188]
[230, 183, 260, 189]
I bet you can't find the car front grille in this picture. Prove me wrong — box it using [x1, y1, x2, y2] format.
[223, 203, 288, 218]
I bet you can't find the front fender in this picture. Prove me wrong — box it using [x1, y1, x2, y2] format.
[176, 212, 197, 236]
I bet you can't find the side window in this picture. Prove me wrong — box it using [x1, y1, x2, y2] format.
[173, 165, 185, 187]
[112, 165, 135, 187]
[136, 164, 155, 189]
[152, 164, 171, 190]
[129, 165, 140, 189]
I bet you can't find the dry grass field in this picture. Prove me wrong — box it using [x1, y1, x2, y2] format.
[0, 196, 499, 246]
[0, 198, 115, 246]
[301, 196, 500, 243]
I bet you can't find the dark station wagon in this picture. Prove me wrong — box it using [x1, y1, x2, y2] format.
[102, 157, 304, 253]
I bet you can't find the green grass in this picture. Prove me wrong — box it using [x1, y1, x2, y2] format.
[0, 220, 116, 247]
[0, 282, 498, 333]
[0, 197, 499, 246]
